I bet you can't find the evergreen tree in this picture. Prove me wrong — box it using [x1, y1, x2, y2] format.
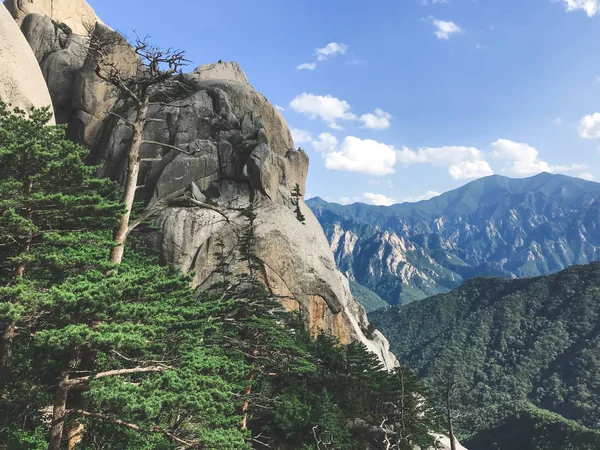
[291, 183, 306, 224]
[0, 101, 122, 393]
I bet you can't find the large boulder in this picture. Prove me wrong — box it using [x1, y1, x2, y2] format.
[0, 3, 54, 121]
[3, 0, 103, 36]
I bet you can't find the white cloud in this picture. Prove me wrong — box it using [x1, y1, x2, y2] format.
[553, 118, 563, 125]
[312, 132, 338, 152]
[492, 138, 587, 176]
[420, 0, 449, 4]
[275, 105, 285, 111]
[362, 192, 396, 206]
[290, 128, 312, 144]
[397, 146, 484, 165]
[579, 172, 595, 181]
[289, 93, 357, 128]
[449, 160, 494, 180]
[431, 18, 463, 39]
[324, 136, 397, 175]
[578, 113, 600, 139]
[316, 42, 348, 61]
[402, 190, 442, 203]
[296, 62, 317, 71]
[397, 145, 491, 179]
[339, 197, 352, 205]
[360, 109, 392, 130]
[559, 0, 600, 17]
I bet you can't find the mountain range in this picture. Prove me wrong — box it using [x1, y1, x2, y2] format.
[307, 173, 600, 306]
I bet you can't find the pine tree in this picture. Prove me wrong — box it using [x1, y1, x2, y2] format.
[291, 183, 306, 224]
[213, 238, 233, 291]
[0, 101, 122, 393]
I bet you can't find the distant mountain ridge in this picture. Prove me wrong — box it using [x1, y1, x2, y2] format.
[307, 173, 600, 305]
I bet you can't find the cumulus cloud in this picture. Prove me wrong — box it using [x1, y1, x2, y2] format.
[324, 136, 397, 175]
[312, 132, 338, 152]
[559, 0, 600, 17]
[290, 93, 357, 129]
[362, 192, 396, 206]
[316, 42, 348, 61]
[397, 146, 483, 165]
[402, 190, 442, 203]
[296, 62, 317, 71]
[290, 128, 312, 144]
[579, 172, 596, 181]
[396, 145, 492, 179]
[275, 105, 285, 111]
[578, 113, 600, 139]
[360, 109, 392, 130]
[430, 18, 463, 39]
[492, 139, 587, 176]
[296, 42, 348, 71]
[449, 160, 494, 180]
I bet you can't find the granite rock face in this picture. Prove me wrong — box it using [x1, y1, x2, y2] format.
[11, 12, 397, 369]
[0, 3, 54, 120]
[3, 0, 103, 35]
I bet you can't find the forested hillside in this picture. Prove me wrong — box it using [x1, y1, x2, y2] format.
[370, 263, 600, 444]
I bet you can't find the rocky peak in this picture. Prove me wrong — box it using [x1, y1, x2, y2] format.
[9, 11, 398, 369]
[194, 61, 249, 85]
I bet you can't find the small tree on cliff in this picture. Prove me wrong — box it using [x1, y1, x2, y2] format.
[291, 183, 306, 224]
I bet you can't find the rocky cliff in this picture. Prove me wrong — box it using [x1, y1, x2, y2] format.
[0, 3, 54, 121]
[6, 1, 397, 369]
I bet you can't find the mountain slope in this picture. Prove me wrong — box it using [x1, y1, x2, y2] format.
[369, 262, 600, 436]
[308, 173, 600, 305]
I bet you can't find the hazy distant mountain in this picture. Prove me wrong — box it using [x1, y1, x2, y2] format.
[307, 173, 600, 305]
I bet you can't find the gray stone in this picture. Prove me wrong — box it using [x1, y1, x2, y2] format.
[0, 3, 55, 121]
[184, 182, 206, 202]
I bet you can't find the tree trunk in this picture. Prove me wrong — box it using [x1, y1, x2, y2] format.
[66, 349, 95, 449]
[240, 371, 255, 431]
[109, 95, 149, 265]
[49, 351, 77, 450]
[0, 323, 16, 392]
[446, 395, 456, 450]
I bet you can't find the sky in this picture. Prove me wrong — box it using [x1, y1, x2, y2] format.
[88, 0, 600, 206]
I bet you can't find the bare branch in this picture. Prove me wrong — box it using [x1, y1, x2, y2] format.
[141, 140, 195, 156]
[107, 111, 134, 127]
[70, 410, 192, 447]
[66, 365, 171, 389]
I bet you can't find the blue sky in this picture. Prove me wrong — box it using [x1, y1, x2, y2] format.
[88, 0, 600, 205]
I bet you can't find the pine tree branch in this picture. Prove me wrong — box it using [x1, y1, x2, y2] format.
[70, 410, 192, 447]
[66, 365, 171, 389]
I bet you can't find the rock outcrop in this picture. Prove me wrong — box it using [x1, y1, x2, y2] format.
[9, 11, 397, 369]
[3, 0, 103, 36]
[0, 3, 54, 120]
